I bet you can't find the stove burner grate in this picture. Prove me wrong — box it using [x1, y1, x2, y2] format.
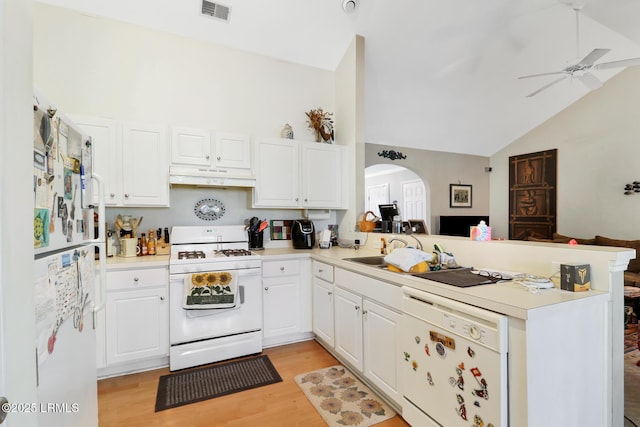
[219, 249, 253, 257]
[178, 251, 206, 260]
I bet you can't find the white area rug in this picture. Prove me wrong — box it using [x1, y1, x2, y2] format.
[294, 365, 396, 427]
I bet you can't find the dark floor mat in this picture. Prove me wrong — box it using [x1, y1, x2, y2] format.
[155, 355, 282, 411]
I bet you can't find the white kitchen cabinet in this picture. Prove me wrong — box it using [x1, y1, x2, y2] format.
[71, 116, 120, 206]
[101, 265, 169, 374]
[121, 122, 169, 206]
[262, 257, 312, 347]
[331, 267, 403, 406]
[253, 138, 345, 209]
[312, 262, 335, 347]
[170, 127, 252, 177]
[333, 286, 401, 403]
[72, 116, 169, 207]
[334, 287, 363, 371]
[362, 299, 401, 404]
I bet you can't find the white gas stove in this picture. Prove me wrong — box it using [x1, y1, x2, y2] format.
[168, 225, 263, 371]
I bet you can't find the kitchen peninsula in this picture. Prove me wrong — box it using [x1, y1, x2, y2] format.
[101, 233, 631, 426]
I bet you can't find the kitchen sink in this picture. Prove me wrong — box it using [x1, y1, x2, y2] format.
[342, 256, 387, 266]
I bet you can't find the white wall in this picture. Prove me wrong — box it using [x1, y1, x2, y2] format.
[33, 4, 334, 139]
[490, 67, 640, 240]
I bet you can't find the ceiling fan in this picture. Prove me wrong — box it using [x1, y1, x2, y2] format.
[519, 1, 640, 97]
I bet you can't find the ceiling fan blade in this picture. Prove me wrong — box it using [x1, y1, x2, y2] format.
[525, 76, 567, 98]
[594, 57, 640, 70]
[518, 71, 564, 80]
[578, 48, 611, 67]
[577, 72, 603, 91]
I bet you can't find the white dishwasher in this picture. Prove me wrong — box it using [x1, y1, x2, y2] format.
[399, 286, 508, 427]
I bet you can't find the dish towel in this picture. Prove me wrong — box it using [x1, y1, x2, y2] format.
[183, 271, 238, 309]
[384, 247, 434, 272]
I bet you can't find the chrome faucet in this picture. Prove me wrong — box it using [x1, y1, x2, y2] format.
[389, 236, 424, 252]
[407, 234, 424, 251]
[388, 237, 408, 248]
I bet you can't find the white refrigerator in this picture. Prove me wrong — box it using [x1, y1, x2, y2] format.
[33, 89, 105, 427]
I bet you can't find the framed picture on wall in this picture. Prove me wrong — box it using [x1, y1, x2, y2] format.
[408, 220, 428, 234]
[450, 184, 472, 208]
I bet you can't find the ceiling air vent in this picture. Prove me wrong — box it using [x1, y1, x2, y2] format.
[201, 0, 231, 22]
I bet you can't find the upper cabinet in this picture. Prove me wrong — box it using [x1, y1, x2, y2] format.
[73, 117, 169, 207]
[253, 138, 346, 209]
[170, 127, 253, 178]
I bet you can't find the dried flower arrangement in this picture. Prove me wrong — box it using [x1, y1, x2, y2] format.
[305, 108, 334, 143]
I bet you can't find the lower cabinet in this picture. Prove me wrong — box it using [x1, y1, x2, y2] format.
[334, 287, 363, 370]
[99, 264, 169, 377]
[331, 268, 403, 407]
[312, 263, 335, 347]
[262, 257, 312, 347]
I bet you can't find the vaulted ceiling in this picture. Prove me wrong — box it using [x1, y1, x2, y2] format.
[36, 0, 640, 156]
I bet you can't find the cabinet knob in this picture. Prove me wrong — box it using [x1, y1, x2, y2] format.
[133, 277, 139, 282]
[295, 197, 299, 202]
[355, 305, 360, 311]
[110, 193, 115, 198]
[217, 156, 221, 161]
[328, 291, 332, 296]
[304, 198, 308, 202]
[362, 310, 368, 315]
[160, 296, 165, 301]
[264, 287, 269, 291]
[206, 155, 210, 160]
[280, 266, 285, 271]
[318, 269, 324, 273]
[124, 193, 129, 198]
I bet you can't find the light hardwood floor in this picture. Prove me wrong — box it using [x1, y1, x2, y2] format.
[98, 340, 411, 427]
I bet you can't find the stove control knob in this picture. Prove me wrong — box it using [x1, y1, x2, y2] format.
[469, 325, 482, 340]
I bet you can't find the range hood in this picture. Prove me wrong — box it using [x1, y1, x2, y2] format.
[169, 169, 256, 188]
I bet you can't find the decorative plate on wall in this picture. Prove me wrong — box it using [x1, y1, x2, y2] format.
[193, 198, 226, 221]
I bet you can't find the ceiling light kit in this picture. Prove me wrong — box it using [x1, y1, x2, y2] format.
[342, 0, 359, 14]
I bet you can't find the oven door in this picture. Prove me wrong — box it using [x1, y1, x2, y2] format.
[169, 267, 262, 345]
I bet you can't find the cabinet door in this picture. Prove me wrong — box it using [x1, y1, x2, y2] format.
[72, 116, 122, 206]
[312, 277, 334, 347]
[301, 143, 342, 208]
[363, 299, 401, 404]
[121, 122, 169, 206]
[170, 126, 211, 167]
[263, 277, 300, 339]
[105, 287, 168, 365]
[215, 132, 252, 174]
[334, 287, 363, 371]
[253, 138, 300, 207]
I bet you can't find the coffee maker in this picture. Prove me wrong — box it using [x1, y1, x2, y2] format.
[292, 219, 315, 249]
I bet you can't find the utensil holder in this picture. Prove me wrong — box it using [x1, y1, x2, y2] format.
[248, 231, 264, 250]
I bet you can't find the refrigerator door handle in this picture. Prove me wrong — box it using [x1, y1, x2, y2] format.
[91, 173, 107, 318]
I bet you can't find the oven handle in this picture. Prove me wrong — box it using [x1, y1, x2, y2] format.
[170, 268, 261, 281]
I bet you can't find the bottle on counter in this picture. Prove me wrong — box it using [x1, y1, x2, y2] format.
[136, 238, 142, 257]
[147, 228, 156, 255]
[140, 233, 148, 256]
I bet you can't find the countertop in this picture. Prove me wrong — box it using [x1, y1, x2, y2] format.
[101, 243, 615, 320]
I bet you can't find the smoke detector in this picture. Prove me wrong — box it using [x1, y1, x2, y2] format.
[342, 0, 359, 13]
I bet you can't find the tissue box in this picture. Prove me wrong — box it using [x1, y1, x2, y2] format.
[470, 226, 491, 241]
[560, 263, 591, 292]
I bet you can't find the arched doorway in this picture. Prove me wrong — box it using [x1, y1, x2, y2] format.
[364, 164, 430, 233]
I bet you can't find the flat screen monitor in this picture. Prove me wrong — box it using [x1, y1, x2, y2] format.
[439, 215, 489, 237]
[378, 204, 399, 222]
